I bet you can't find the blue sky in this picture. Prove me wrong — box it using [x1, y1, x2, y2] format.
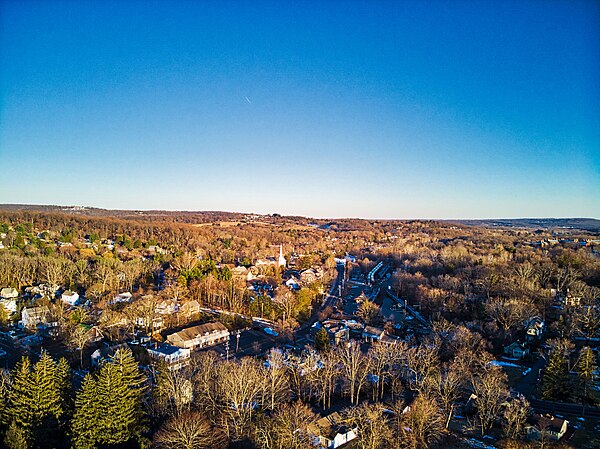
[1, 0, 599, 219]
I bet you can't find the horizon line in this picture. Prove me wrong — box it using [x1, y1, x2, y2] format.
[0, 203, 598, 222]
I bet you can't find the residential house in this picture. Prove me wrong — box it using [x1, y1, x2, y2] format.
[147, 343, 191, 371]
[21, 306, 59, 336]
[362, 326, 385, 343]
[0, 287, 19, 299]
[86, 325, 104, 343]
[111, 292, 133, 304]
[180, 300, 201, 317]
[0, 298, 17, 314]
[526, 414, 569, 441]
[300, 268, 319, 285]
[155, 299, 178, 315]
[91, 343, 128, 367]
[321, 320, 350, 345]
[308, 412, 358, 449]
[231, 266, 249, 279]
[525, 317, 544, 341]
[1, 287, 18, 299]
[21, 306, 52, 330]
[504, 341, 530, 359]
[167, 322, 230, 350]
[61, 290, 80, 306]
[285, 276, 301, 291]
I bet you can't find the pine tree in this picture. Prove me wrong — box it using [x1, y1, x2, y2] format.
[3, 421, 30, 449]
[575, 346, 598, 403]
[71, 349, 148, 448]
[7, 357, 35, 429]
[71, 374, 100, 449]
[542, 349, 570, 401]
[6, 353, 72, 448]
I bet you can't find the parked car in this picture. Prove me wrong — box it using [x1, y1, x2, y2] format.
[264, 327, 279, 337]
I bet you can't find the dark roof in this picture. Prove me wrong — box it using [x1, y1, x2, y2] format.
[150, 343, 182, 355]
[531, 414, 567, 433]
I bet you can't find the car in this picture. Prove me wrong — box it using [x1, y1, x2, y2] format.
[263, 327, 279, 337]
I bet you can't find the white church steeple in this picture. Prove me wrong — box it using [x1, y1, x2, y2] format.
[278, 244, 286, 267]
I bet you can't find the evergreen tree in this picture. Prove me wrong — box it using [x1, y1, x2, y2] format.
[7, 357, 35, 429]
[575, 346, 598, 404]
[314, 327, 330, 352]
[71, 374, 100, 449]
[71, 349, 148, 448]
[542, 349, 571, 401]
[4, 421, 30, 449]
[0, 368, 10, 426]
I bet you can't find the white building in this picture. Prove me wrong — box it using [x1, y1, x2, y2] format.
[278, 244, 286, 268]
[1, 287, 18, 299]
[111, 292, 133, 304]
[61, 290, 80, 306]
[147, 343, 191, 370]
[167, 322, 230, 350]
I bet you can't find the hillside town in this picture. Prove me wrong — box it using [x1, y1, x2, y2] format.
[0, 209, 598, 449]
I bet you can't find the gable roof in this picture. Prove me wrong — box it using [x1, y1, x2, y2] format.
[169, 322, 228, 342]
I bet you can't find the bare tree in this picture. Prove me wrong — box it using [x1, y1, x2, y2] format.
[253, 401, 317, 449]
[261, 348, 290, 411]
[153, 411, 226, 449]
[392, 394, 445, 449]
[337, 341, 371, 405]
[472, 366, 510, 436]
[215, 358, 264, 440]
[67, 324, 92, 368]
[503, 395, 530, 440]
[344, 402, 392, 449]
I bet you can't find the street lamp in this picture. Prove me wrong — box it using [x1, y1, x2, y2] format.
[236, 330, 241, 352]
[225, 339, 230, 361]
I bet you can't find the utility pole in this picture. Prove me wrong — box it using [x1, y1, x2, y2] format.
[225, 339, 230, 361]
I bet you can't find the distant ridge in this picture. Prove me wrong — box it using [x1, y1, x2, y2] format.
[1, 204, 598, 233]
[450, 218, 600, 233]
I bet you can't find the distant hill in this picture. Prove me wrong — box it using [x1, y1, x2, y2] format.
[452, 218, 600, 233]
[1, 205, 598, 233]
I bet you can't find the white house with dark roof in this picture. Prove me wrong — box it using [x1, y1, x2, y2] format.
[147, 343, 191, 370]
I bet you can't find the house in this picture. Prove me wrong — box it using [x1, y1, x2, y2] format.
[91, 343, 128, 366]
[362, 326, 385, 343]
[0, 298, 18, 314]
[308, 412, 358, 449]
[300, 268, 319, 284]
[147, 343, 191, 371]
[61, 290, 80, 306]
[285, 276, 301, 291]
[21, 306, 52, 330]
[111, 292, 133, 304]
[525, 317, 544, 340]
[504, 341, 529, 359]
[231, 266, 249, 278]
[167, 322, 230, 350]
[155, 299, 178, 315]
[311, 320, 349, 345]
[321, 320, 350, 345]
[86, 325, 104, 343]
[526, 414, 569, 441]
[1, 287, 18, 299]
[180, 300, 201, 317]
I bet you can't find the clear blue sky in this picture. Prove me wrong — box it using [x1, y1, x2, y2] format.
[1, 0, 599, 219]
